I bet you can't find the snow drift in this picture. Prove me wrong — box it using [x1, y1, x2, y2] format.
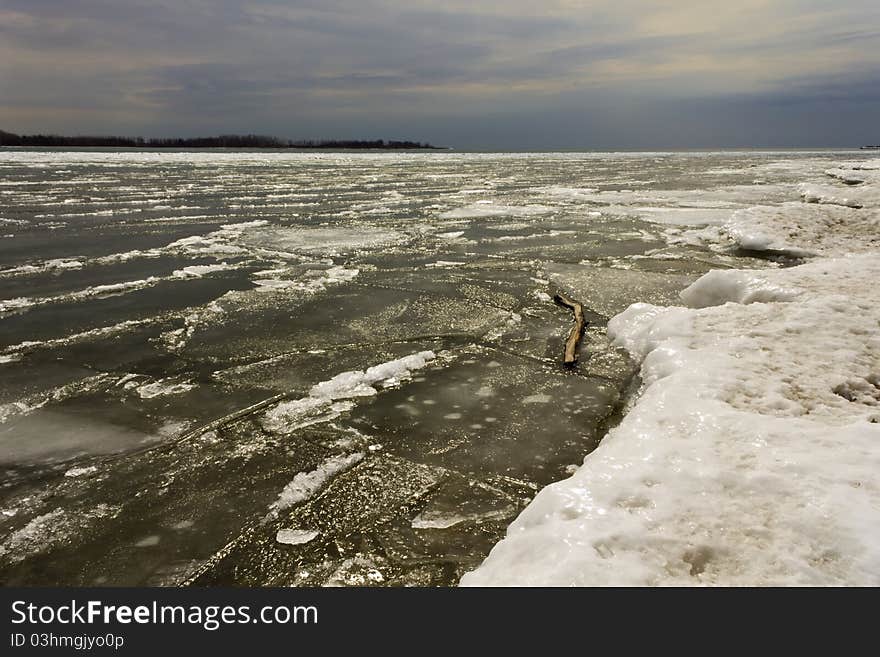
[463, 158, 880, 586]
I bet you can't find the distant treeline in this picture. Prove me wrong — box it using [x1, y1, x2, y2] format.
[0, 130, 443, 149]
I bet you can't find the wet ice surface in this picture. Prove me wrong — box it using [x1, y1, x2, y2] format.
[0, 149, 872, 585]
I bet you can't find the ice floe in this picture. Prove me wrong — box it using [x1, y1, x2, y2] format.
[267, 453, 364, 517]
[134, 378, 198, 399]
[262, 351, 437, 434]
[64, 466, 98, 478]
[440, 202, 552, 219]
[0, 504, 120, 564]
[252, 266, 359, 294]
[0, 264, 240, 316]
[276, 528, 320, 545]
[240, 226, 406, 256]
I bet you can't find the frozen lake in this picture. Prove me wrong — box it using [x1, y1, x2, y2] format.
[0, 149, 873, 585]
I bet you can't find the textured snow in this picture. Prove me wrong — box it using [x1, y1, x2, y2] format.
[412, 508, 515, 529]
[276, 528, 320, 545]
[268, 453, 364, 517]
[312, 351, 436, 398]
[425, 260, 467, 268]
[252, 266, 359, 294]
[0, 258, 83, 277]
[166, 234, 249, 257]
[1, 319, 154, 358]
[261, 352, 438, 520]
[464, 256, 880, 586]
[0, 297, 31, 313]
[0, 505, 120, 564]
[722, 203, 880, 256]
[262, 351, 436, 433]
[172, 262, 237, 278]
[536, 184, 794, 226]
[463, 158, 880, 586]
[799, 182, 880, 209]
[64, 466, 98, 478]
[0, 262, 240, 315]
[135, 378, 197, 399]
[440, 202, 552, 219]
[679, 269, 802, 308]
[241, 226, 406, 255]
[716, 163, 880, 257]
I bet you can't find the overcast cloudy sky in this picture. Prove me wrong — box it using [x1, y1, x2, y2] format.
[1, 0, 878, 148]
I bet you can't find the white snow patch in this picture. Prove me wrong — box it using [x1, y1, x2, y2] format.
[241, 226, 405, 256]
[268, 453, 364, 517]
[426, 260, 467, 268]
[172, 262, 237, 278]
[135, 378, 197, 399]
[0, 297, 32, 313]
[679, 270, 802, 308]
[276, 528, 320, 545]
[0, 505, 119, 564]
[413, 508, 516, 529]
[464, 254, 880, 586]
[64, 466, 98, 478]
[412, 512, 470, 530]
[262, 351, 436, 433]
[0, 258, 83, 277]
[252, 266, 359, 294]
[440, 203, 552, 219]
[723, 203, 880, 257]
[799, 183, 879, 209]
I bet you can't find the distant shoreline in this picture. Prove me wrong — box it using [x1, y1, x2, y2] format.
[0, 131, 446, 150]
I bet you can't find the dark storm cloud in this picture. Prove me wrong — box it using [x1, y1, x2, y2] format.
[1, 1, 878, 147]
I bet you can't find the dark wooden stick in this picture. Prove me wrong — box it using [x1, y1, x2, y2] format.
[553, 293, 588, 366]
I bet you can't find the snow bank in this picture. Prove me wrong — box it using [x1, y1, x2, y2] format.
[463, 157, 880, 586]
[240, 226, 406, 256]
[799, 183, 880, 209]
[679, 269, 802, 308]
[463, 256, 880, 586]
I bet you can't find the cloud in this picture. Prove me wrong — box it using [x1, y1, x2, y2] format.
[0, 1, 878, 146]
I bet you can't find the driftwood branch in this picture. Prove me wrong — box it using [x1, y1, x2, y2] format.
[553, 293, 588, 367]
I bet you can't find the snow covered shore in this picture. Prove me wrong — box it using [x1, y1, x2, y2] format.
[462, 159, 880, 586]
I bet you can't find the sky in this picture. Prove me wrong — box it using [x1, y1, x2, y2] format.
[1, 0, 879, 149]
